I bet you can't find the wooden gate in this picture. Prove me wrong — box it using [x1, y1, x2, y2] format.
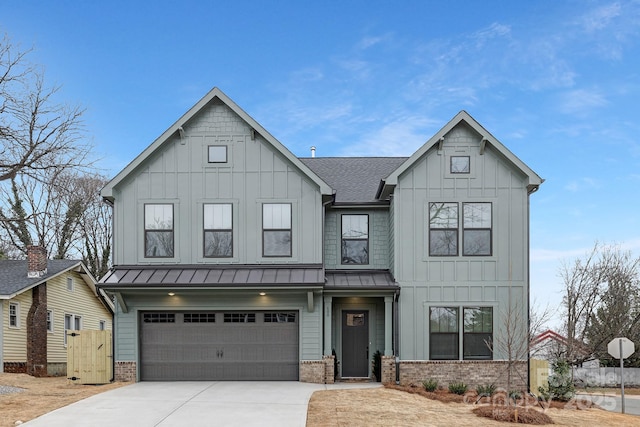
[530, 358, 549, 396]
[67, 330, 112, 384]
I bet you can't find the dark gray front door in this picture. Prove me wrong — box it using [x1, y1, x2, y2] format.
[342, 310, 369, 377]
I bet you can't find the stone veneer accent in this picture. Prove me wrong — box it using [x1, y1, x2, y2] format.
[115, 361, 137, 382]
[398, 360, 528, 390]
[299, 356, 335, 384]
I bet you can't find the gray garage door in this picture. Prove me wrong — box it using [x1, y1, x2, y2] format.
[140, 311, 299, 381]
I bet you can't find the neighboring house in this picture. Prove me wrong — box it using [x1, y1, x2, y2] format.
[99, 87, 542, 388]
[531, 329, 599, 368]
[1, 246, 113, 376]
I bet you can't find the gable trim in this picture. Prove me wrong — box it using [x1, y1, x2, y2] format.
[378, 111, 544, 199]
[101, 87, 332, 201]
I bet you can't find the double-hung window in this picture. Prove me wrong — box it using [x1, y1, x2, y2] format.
[263, 203, 291, 257]
[341, 214, 369, 264]
[9, 303, 19, 327]
[144, 204, 174, 257]
[429, 307, 459, 360]
[204, 204, 233, 257]
[463, 307, 493, 360]
[429, 202, 492, 256]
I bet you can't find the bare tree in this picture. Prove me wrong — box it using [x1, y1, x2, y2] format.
[560, 242, 640, 365]
[0, 34, 91, 185]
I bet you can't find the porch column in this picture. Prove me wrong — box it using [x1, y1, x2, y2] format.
[384, 296, 393, 356]
[323, 296, 333, 356]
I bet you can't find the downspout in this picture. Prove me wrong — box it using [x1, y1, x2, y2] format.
[394, 288, 400, 384]
[321, 194, 335, 357]
[526, 184, 539, 393]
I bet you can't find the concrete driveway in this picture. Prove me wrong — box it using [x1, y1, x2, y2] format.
[23, 381, 380, 427]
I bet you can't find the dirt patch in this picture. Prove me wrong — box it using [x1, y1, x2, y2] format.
[0, 373, 130, 427]
[306, 386, 640, 427]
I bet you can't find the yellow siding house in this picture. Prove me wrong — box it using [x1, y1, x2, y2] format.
[0, 246, 113, 376]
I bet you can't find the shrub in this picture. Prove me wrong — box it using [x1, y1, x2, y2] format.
[372, 350, 382, 382]
[476, 383, 497, 397]
[422, 379, 438, 392]
[448, 381, 468, 395]
[538, 359, 575, 402]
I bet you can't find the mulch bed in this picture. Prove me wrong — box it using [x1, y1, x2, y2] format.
[385, 384, 601, 425]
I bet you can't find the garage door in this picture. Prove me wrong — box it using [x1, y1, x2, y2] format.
[140, 311, 299, 381]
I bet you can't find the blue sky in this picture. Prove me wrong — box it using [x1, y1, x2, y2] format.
[4, 1, 640, 328]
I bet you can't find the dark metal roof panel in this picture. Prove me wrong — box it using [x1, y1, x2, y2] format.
[324, 270, 398, 290]
[98, 265, 325, 288]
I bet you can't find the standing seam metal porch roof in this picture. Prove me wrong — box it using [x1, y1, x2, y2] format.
[99, 265, 325, 288]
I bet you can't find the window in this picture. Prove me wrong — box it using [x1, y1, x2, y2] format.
[463, 307, 493, 360]
[184, 313, 216, 323]
[429, 202, 492, 257]
[47, 310, 54, 332]
[264, 312, 296, 323]
[341, 214, 369, 264]
[429, 203, 458, 256]
[64, 314, 82, 346]
[142, 313, 176, 323]
[204, 204, 233, 257]
[450, 156, 470, 174]
[263, 203, 291, 257]
[224, 312, 256, 323]
[145, 204, 174, 257]
[208, 145, 227, 163]
[463, 203, 492, 256]
[429, 307, 459, 360]
[67, 277, 74, 291]
[9, 303, 19, 328]
[99, 320, 106, 331]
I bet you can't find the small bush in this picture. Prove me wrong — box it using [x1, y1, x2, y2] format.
[538, 359, 575, 402]
[422, 379, 438, 392]
[476, 383, 497, 397]
[508, 390, 522, 400]
[448, 381, 468, 395]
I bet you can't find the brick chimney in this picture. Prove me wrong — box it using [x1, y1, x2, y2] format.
[27, 245, 47, 278]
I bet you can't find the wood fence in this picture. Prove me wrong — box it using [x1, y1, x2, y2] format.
[67, 330, 112, 384]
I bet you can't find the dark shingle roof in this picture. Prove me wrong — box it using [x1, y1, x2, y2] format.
[300, 157, 407, 203]
[0, 260, 81, 296]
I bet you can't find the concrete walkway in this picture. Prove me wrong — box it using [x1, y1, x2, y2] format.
[23, 381, 381, 427]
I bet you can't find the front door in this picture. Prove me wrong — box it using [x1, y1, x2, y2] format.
[342, 311, 369, 377]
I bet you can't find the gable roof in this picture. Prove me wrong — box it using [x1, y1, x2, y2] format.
[379, 110, 544, 199]
[300, 157, 407, 204]
[102, 87, 333, 202]
[0, 259, 114, 312]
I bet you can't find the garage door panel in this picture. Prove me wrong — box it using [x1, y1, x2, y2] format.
[140, 311, 299, 381]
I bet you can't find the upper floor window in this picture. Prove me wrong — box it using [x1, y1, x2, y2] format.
[462, 203, 492, 256]
[208, 145, 227, 163]
[463, 307, 493, 360]
[428, 202, 492, 256]
[450, 156, 470, 174]
[145, 204, 174, 257]
[341, 214, 369, 264]
[263, 203, 291, 257]
[204, 204, 233, 257]
[66, 277, 74, 291]
[429, 203, 458, 256]
[9, 302, 19, 328]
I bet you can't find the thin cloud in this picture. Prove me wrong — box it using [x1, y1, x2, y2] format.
[558, 88, 608, 115]
[564, 177, 602, 192]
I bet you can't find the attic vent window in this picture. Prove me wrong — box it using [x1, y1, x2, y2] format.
[208, 145, 227, 163]
[450, 156, 470, 174]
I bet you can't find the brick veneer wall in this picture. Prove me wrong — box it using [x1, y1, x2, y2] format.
[115, 361, 137, 382]
[398, 360, 528, 390]
[26, 283, 48, 377]
[380, 355, 396, 384]
[299, 356, 335, 384]
[3, 362, 27, 373]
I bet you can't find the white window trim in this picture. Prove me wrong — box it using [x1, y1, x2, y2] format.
[64, 313, 82, 347]
[67, 277, 74, 291]
[47, 309, 54, 333]
[9, 302, 20, 328]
